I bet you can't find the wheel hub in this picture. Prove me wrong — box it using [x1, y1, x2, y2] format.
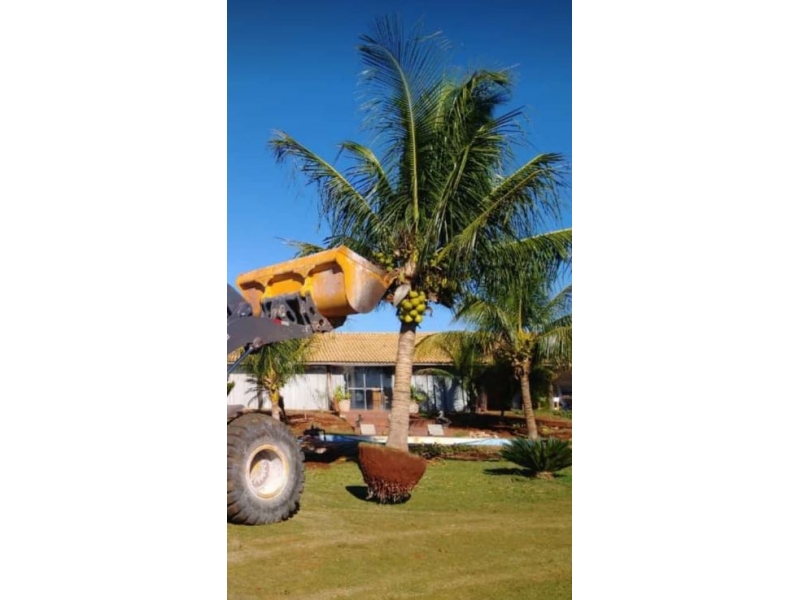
[246, 445, 289, 499]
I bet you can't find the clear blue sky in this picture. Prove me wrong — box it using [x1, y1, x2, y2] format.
[228, 0, 571, 332]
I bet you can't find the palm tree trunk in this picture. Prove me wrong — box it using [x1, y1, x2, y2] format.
[326, 367, 333, 411]
[520, 362, 539, 440]
[270, 388, 281, 421]
[386, 322, 416, 452]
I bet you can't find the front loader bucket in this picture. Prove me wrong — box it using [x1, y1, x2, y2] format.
[236, 246, 391, 319]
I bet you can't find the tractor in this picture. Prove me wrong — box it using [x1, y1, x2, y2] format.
[226, 247, 390, 525]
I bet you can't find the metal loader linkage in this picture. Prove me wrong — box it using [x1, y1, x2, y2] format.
[227, 286, 332, 376]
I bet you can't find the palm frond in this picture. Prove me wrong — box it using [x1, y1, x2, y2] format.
[535, 323, 572, 363]
[414, 366, 455, 378]
[358, 16, 451, 229]
[501, 229, 572, 271]
[467, 232, 571, 304]
[338, 141, 396, 208]
[439, 153, 567, 263]
[544, 284, 572, 317]
[270, 131, 384, 239]
[239, 338, 311, 388]
[317, 233, 378, 260]
[454, 297, 519, 347]
[421, 71, 524, 264]
[278, 238, 326, 258]
[484, 152, 567, 232]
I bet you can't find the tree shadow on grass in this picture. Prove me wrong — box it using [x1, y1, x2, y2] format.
[345, 485, 414, 504]
[484, 467, 528, 476]
[484, 467, 569, 479]
[345, 485, 371, 501]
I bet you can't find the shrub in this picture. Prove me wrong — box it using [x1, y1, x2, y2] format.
[409, 385, 427, 404]
[410, 444, 450, 460]
[500, 438, 572, 476]
[411, 444, 472, 460]
[410, 444, 502, 461]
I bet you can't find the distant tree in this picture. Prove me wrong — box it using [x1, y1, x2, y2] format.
[527, 364, 559, 410]
[451, 262, 571, 439]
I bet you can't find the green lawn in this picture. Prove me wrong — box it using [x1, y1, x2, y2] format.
[228, 458, 572, 599]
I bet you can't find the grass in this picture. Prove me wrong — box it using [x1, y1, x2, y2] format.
[228, 458, 571, 599]
[534, 408, 571, 420]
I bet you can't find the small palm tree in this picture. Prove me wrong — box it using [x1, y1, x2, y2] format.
[270, 16, 569, 451]
[239, 338, 310, 420]
[500, 438, 572, 477]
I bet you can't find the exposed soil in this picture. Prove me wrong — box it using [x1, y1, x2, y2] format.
[284, 410, 571, 438]
[284, 411, 356, 437]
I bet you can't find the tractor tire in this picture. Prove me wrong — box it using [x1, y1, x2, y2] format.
[227, 413, 305, 525]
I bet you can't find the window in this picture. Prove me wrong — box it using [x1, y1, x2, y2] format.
[346, 367, 393, 410]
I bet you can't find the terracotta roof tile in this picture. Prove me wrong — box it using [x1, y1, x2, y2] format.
[305, 332, 451, 365]
[227, 332, 452, 365]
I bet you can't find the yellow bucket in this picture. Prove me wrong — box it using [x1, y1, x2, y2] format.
[236, 246, 391, 318]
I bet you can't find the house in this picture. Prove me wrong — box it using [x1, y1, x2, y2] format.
[227, 332, 468, 413]
[227, 332, 572, 413]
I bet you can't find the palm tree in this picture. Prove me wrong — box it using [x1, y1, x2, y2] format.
[452, 267, 572, 440]
[240, 338, 310, 420]
[270, 16, 569, 451]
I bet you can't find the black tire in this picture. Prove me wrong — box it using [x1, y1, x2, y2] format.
[227, 413, 305, 525]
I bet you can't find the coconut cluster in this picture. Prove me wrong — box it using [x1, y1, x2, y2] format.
[397, 290, 428, 324]
[373, 250, 395, 271]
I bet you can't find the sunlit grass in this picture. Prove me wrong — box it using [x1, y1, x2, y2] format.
[228, 459, 571, 599]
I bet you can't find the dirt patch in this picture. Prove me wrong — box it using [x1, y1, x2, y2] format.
[284, 411, 355, 437]
[447, 412, 572, 440]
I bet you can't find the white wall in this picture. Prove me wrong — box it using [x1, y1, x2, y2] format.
[227, 367, 466, 412]
[411, 374, 467, 412]
[227, 367, 346, 411]
[282, 367, 341, 410]
[227, 372, 262, 409]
